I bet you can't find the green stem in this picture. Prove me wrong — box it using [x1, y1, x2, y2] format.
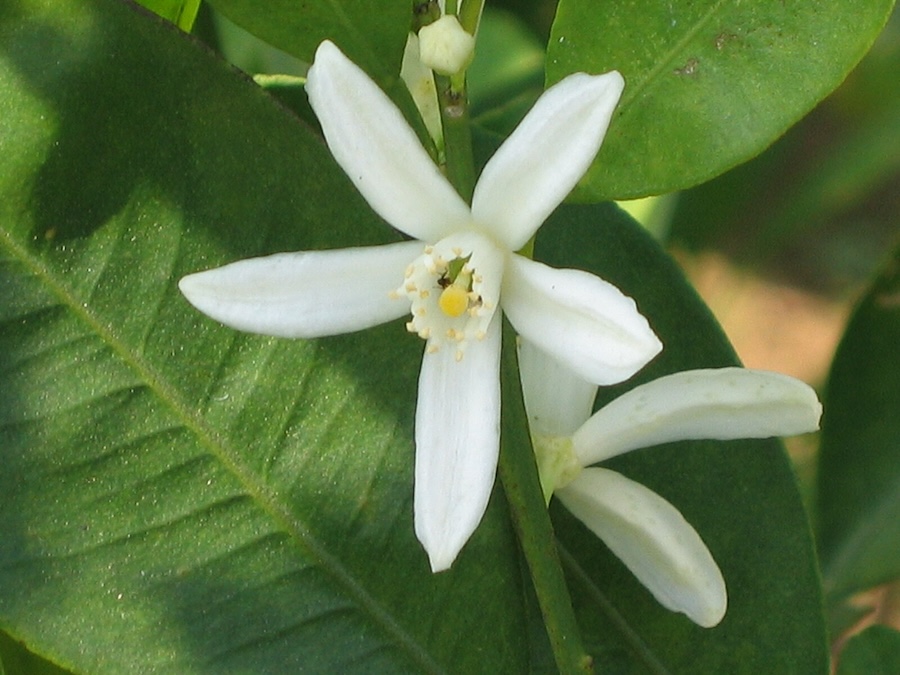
[458, 0, 485, 35]
[435, 74, 476, 202]
[499, 320, 595, 675]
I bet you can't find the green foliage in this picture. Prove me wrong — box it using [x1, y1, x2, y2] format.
[0, 630, 71, 675]
[468, 9, 544, 136]
[547, 0, 896, 199]
[204, 0, 409, 83]
[1, 0, 897, 672]
[0, 2, 526, 672]
[817, 247, 900, 605]
[837, 625, 900, 675]
[135, 0, 200, 31]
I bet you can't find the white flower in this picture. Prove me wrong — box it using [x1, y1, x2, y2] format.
[519, 340, 822, 627]
[179, 40, 662, 572]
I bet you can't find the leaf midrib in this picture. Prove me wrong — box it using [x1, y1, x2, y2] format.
[0, 224, 445, 674]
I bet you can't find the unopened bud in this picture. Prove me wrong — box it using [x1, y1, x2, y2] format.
[418, 15, 475, 76]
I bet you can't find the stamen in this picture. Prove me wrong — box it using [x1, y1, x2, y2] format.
[400, 232, 501, 354]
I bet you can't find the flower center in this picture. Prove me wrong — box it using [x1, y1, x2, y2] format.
[396, 231, 503, 361]
[437, 254, 474, 318]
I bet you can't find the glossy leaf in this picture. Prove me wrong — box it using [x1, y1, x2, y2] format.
[837, 625, 900, 675]
[0, 1, 529, 672]
[667, 9, 900, 293]
[547, 0, 896, 199]
[204, 0, 410, 84]
[817, 247, 900, 602]
[533, 204, 829, 673]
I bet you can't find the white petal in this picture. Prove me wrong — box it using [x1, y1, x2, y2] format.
[558, 468, 726, 627]
[503, 255, 661, 386]
[400, 33, 442, 146]
[471, 71, 625, 250]
[414, 314, 501, 572]
[518, 339, 597, 437]
[306, 40, 471, 243]
[573, 368, 823, 466]
[178, 241, 422, 338]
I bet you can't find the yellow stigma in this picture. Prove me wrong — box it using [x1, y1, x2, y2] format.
[438, 285, 469, 317]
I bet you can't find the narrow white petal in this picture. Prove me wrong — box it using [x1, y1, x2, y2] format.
[518, 339, 598, 437]
[573, 368, 823, 466]
[178, 241, 422, 338]
[558, 468, 727, 627]
[503, 255, 661, 386]
[306, 40, 471, 242]
[471, 71, 625, 250]
[414, 314, 501, 572]
[400, 34, 442, 146]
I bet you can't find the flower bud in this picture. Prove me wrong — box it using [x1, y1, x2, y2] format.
[418, 15, 475, 76]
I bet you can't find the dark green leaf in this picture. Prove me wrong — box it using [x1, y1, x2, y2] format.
[0, 630, 73, 675]
[205, 0, 410, 84]
[817, 248, 900, 602]
[532, 204, 829, 673]
[0, 1, 529, 672]
[468, 8, 545, 138]
[547, 0, 896, 199]
[837, 625, 900, 675]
